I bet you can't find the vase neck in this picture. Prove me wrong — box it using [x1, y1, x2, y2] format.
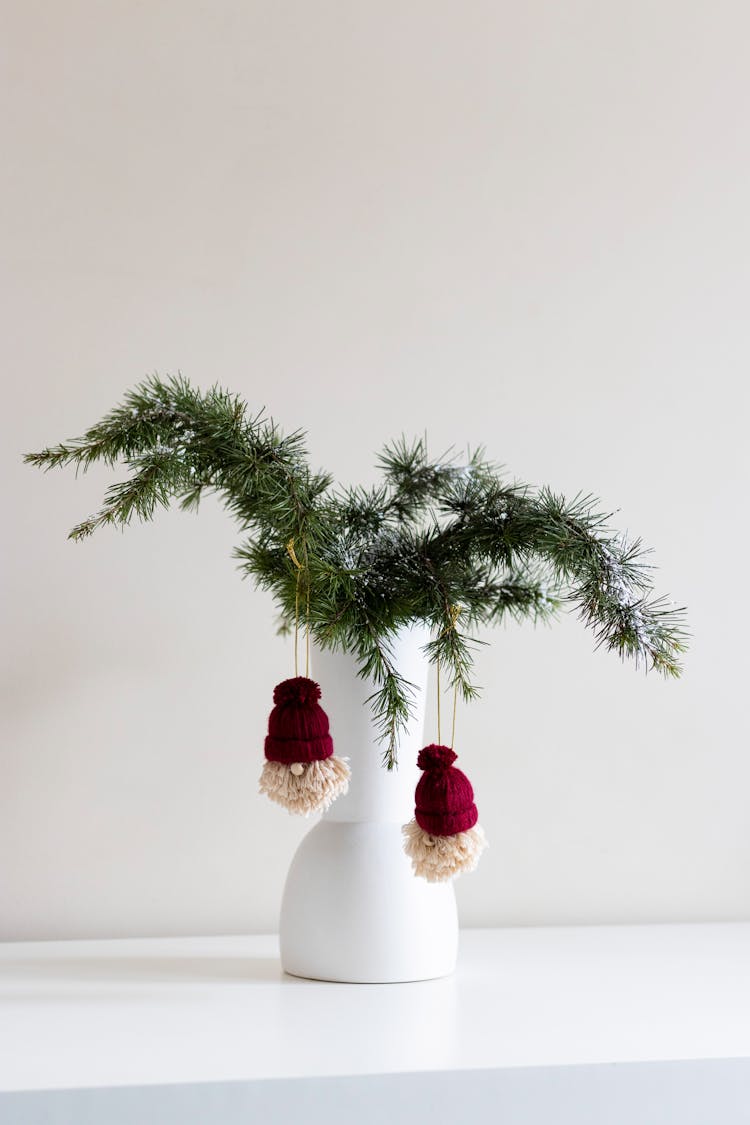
[311, 623, 430, 823]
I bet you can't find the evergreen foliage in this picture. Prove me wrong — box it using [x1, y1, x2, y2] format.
[26, 375, 687, 767]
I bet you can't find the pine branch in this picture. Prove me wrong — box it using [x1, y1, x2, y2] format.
[26, 378, 688, 763]
[483, 573, 563, 625]
[354, 624, 417, 770]
[458, 486, 687, 676]
[377, 437, 473, 526]
[68, 449, 190, 540]
[25, 375, 330, 547]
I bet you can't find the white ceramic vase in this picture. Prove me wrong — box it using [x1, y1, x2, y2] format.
[279, 623, 458, 983]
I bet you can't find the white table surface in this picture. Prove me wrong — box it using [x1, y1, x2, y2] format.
[1, 924, 749, 1123]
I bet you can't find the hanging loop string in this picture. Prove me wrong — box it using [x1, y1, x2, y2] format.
[435, 604, 462, 748]
[290, 537, 310, 675]
[303, 542, 311, 679]
[436, 649, 442, 745]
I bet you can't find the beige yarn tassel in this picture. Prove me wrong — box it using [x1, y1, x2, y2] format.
[402, 819, 487, 882]
[259, 757, 350, 816]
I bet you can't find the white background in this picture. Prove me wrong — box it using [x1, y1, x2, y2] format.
[1, 0, 748, 940]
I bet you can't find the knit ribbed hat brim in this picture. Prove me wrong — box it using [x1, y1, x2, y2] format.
[264, 733, 334, 764]
[415, 804, 478, 837]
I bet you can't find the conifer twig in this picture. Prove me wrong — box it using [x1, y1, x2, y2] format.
[26, 378, 687, 765]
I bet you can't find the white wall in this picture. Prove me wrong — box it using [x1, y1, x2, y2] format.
[1, 0, 748, 940]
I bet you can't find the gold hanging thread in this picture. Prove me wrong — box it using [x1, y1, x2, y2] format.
[303, 542, 311, 678]
[437, 651, 442, 744]
[435, 604, 461, 748]
[286, 538, 308, 678]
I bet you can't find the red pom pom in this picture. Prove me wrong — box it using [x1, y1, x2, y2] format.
[272, 677, 322, 706]
[417, 744, 458, 771]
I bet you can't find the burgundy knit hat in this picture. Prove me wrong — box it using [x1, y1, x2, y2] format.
[264, 676, 334, 764]
[414, 744, 478, 837]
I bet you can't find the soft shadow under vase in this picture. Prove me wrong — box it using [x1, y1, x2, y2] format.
[279, 624, 458, 983]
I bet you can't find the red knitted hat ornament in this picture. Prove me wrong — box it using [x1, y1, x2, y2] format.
[402, 744, 487, 882]
[258, 676, 350, 815]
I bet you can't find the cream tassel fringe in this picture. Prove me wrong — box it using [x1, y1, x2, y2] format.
[402, 819, 488, 882]
[259, 757, 350, 816]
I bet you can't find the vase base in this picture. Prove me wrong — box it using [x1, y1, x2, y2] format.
[281, 965, 456, 984]
[279, 820, 459, 984]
